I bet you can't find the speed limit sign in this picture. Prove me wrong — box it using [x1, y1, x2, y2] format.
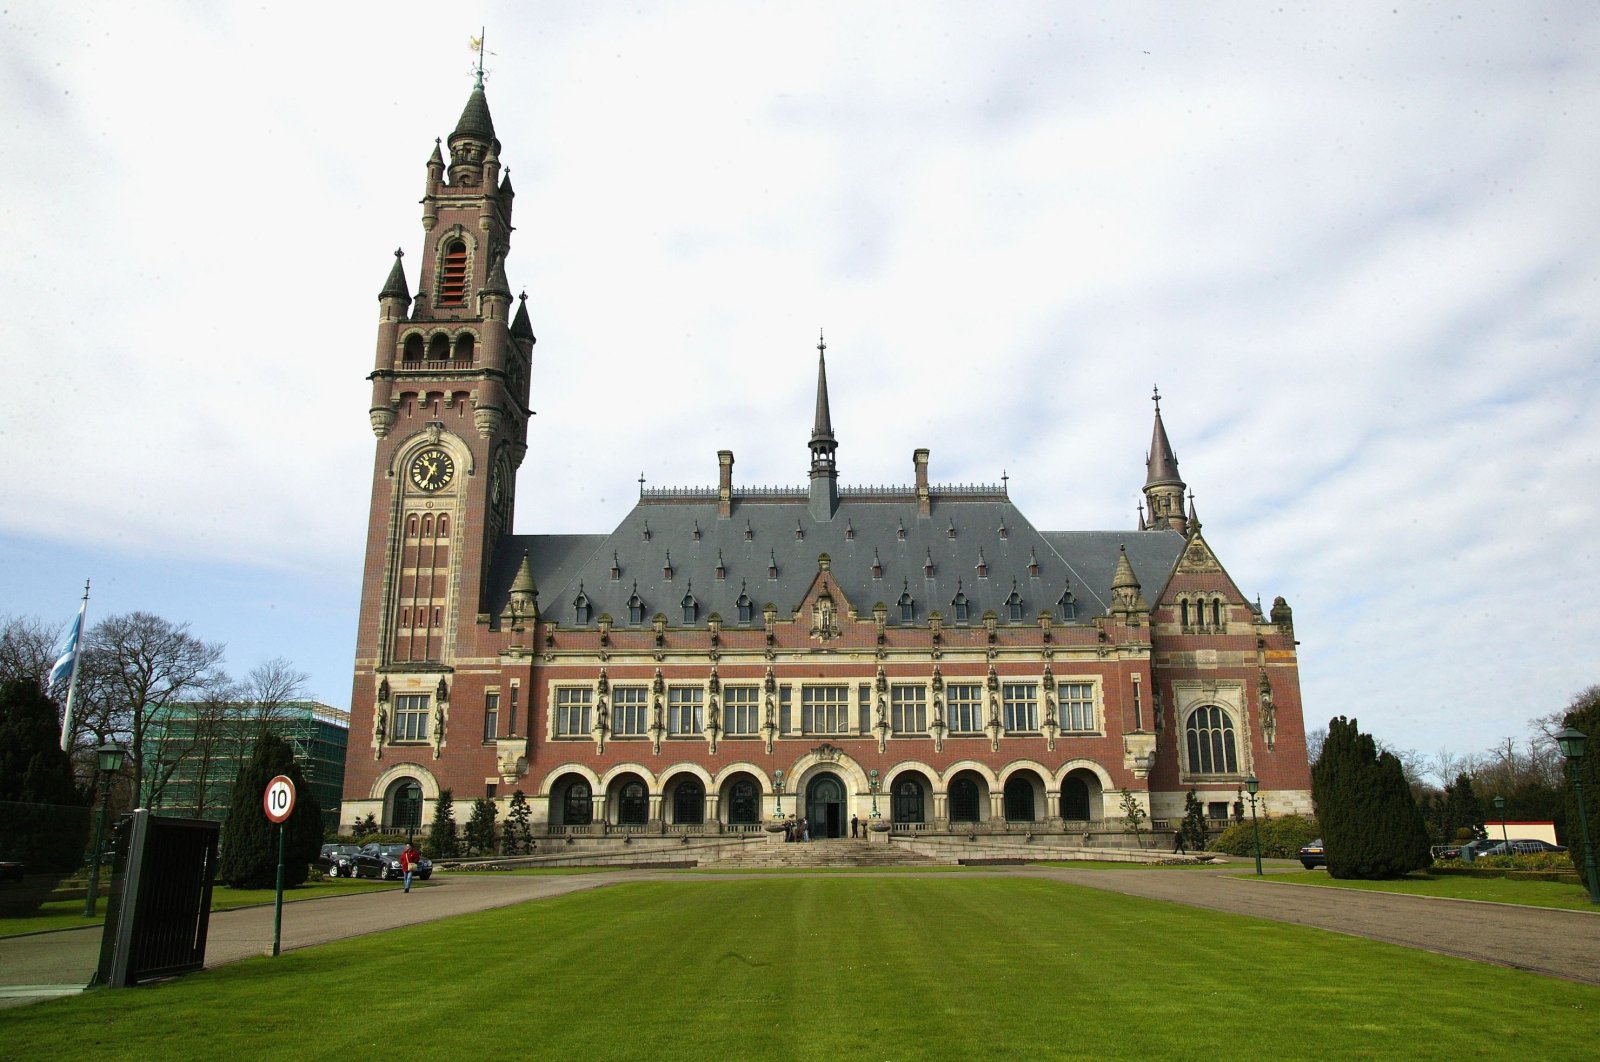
[264, 775, 296, 823]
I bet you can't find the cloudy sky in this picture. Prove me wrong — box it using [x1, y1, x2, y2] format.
[3, 2, 1596, 769]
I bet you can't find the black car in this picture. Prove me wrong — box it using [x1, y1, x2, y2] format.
[1298, 839, 1326, 870]
[1473, 839, 1567, 858]
[318, 843, 362, 878]
[350, 842, 432, 881]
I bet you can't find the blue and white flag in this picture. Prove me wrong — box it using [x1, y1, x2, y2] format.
[50, 609, 84, 689]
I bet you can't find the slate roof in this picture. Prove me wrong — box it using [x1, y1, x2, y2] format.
[488, 492, 1186, 629]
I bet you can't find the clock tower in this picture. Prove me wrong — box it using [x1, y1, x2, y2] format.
[350, 76, 534, 765]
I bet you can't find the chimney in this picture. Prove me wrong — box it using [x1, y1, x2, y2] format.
[718, 450, 734, 518]
[914, 448, 931, 516]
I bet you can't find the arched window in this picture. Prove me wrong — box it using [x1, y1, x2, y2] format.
[427, 332, 450, 360]
[673, 778, 704, 825]
[736, 590, 754, 624]
[681, 592, 697, 624]
[1180, 600, 1190, 627]
[406, 514, 418, 536]
[1058, 590, 1076, 620]
[1003, 775, 1036, 822]
[440, 240, 468, 304]
[899, 590, 915, 623]
[892, 777, 925, 823]
[949, 776, 980, 823]
[1212, 599, 1223, 628]
[421, 514, 434, 536]
[389, 779, 423, 830]
[618, 780, 648, 825]
[563, 780, 592, 826]
[627, 589, 645, 625]
[1186, 705, 1239, 774]
[1006, 587, 1024, 623]
[436, 515, 449, 537]
[403, 334, 424, 362]
[728, 779, 759, 824]
[573, 591, 591, 626]
[453, 333, 475, 361]
[1061, 777, 1091, 821]
[951, 591, 969, 624]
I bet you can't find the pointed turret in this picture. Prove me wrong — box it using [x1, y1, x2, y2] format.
[1143, 386, 1188, 533]
[378, 248, 411, 304]
[506, 551, 539, 623]
[1185, 491, 1202, 537]
[511, 291, 536, 344]
[482, 253, 512, 300]
[808, 331, 839, 520]
[447, 82, 499, 186]
[1110, 545, 1150, 617]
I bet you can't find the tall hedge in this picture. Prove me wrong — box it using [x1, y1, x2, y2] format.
[1311, 716, 1430, 879]
[218, 733, 323, 888]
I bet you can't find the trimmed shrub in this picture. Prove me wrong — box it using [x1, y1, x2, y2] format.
[1208, 814, 1319, 860]
[1312, 716, 1431, 879]
[427, 789, 460, 859]
[218, 733, 323, 889]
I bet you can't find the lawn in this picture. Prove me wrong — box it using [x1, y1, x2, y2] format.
[0, 879, 404, 939]
[1265, 869, 1600, 911]
[4, 878, 1599, 1060]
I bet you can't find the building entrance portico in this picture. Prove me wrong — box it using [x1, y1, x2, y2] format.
[806, 773, 847, 838]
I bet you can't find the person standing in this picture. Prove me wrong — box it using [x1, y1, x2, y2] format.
[801, 817, 810, 842]
[400, 841, 421, 893]
[851, 814, 859, 839]
[1172, 830, 1187, 855]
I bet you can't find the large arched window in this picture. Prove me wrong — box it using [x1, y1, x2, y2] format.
[440, 240, 468, 304]
[673, 778, 705, 825]
[892, 777, 925, 823]
[1186, 705, 1239, 774]
[563, 780, 592, 826]
[728, 778, 760, 824]
[388, 778, 423, 830]
[949, 776, 980, 823]
[1061, 777, 1090, 821]
[1003, 775, 1036, 822]
[618, 780, 648, 825]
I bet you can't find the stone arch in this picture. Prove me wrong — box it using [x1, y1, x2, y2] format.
[603, 769, 652, 827]
[945, 766, 992, 824]
[546, 769, 597, 827]
[938, 759, 1000, 790]
[1002, 766, 1048, 823]
[370, 761, 440, 801]
[1056, 761, 1111, 822]
[718, 769, 765, 826]
[712, 761, 772, 795]
[597, 762, 659, 792]
[534, 763, 601, 797]
[887, 767, 934, 824]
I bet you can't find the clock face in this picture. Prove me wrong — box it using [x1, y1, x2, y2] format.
[490, 463, 506, 506]
[409, 448, 454, 492]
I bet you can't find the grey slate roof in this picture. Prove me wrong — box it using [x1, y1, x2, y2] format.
[488, 493, 1186, 629]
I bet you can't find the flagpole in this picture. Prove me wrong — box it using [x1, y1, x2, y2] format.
[60, 579, 90, 752]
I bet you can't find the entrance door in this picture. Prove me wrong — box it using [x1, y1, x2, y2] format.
[806, 773, 845, 838]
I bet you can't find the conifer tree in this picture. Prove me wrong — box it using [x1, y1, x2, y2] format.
[1179, 789, 1208, 851]
[505, 789, 533, 854]
[0, 678, 88, 872]
[427, 788, 459, 858]
[1442, 772, 1485, 842]
[218, 733, 322, 888]
[1311, 716, 1430, 879]
[465, 797, 499, 855]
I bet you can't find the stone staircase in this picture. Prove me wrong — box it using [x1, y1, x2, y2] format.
[708, 838, 954, 869]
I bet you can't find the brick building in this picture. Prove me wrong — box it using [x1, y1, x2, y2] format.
[340, 78, 1314, 841]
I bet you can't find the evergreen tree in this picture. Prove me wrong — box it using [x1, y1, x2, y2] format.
[505, 789, 533, 855]
[1179, 789, 1208, 851]
[218, 732, 322, 888]
[1119, 790, 1148, 848]
[464, 797, 499, 856]
[1311, 716, 1430, 879]
[427, 788, 459, 858]
[1442, 772, 1485, 842]
[1561, 687, 1600, 883]
[0, 679, 89, 872]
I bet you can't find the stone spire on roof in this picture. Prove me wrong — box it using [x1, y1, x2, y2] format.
[511, 291, 536, 343]
[808, 330, 839, 520]
[1109, 545, 1149, 617]
[505, 550, 539, 625]
[447, 79, 500, 186]
[1142, 385, 1188, 533]
[378, 248, 411, 304]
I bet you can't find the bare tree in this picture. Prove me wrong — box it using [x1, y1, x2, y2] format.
[180, 674, 246, 818]
[85, 612, 225, 807]
[1305, 726, 1326, 765]
[242, 657, 309, 738]
[0, 614, 56, 689]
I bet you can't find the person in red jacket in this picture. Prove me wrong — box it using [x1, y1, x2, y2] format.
[400, 842, 421, 893]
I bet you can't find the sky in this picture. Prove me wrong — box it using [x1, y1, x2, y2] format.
[2, 2, 1597, 772]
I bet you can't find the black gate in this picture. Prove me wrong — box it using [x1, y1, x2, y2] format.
[95, 810, 220, 988]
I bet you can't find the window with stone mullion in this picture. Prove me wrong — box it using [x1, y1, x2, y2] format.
[393, 694, 430, 742]
[668, 687, 704, 737]
[947, 684, 982, 735]
[891, 685, 927, 735]
[1002, 683, 1038, 733]
[724, 686, 759, 737]
[612, 687, 647, 738]
[801, 685, 849, 735]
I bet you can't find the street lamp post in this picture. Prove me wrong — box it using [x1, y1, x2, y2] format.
[1555, 727, 1600, 904]
[84, 741, 127, 918]
[1244, 774, 1264, 877]
[773, 769, 785, 819]
[1493, 795, 1510, 859]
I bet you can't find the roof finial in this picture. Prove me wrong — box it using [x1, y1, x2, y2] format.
[470, 29, 487, 89]
[1152, 384, 1162, 413]
[818, 328, 826, 355]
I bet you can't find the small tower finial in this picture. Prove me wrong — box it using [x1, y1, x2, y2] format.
[470, 30, 487, 88]
[1152, 384, 1161, 412]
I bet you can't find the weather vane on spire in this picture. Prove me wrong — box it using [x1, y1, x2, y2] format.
[470, 29, 491, 88]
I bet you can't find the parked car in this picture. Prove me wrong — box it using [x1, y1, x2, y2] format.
[1440, 838, 1501, 861]
[318, 843, 362, 878]
[1473, 839, 1567, 858]
[1298, 839, 1326, 870]
[349, 842, 432, 881]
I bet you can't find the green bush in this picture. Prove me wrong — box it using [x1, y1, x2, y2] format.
[1208, 815, 1320, 859]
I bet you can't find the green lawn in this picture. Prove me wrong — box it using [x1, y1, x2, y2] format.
[1265, 869, 1600, 911]
[5, 878, 1599, 1060]
[0, 879, 405, 939]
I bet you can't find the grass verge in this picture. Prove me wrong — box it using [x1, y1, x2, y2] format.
[1264, 869, 1600, 911]
[4, 878, 1598, 1060]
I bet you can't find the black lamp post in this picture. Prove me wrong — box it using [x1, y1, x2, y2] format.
[1244, 774, 1263, 877]
[773, 769, 785, 819]
[869, 768, 881, 820]
[1555, 727, 1600, 904]
[84, 740, 127, 918]
[1493, 795, 1510, 858]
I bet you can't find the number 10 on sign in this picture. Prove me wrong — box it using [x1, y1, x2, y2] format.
[264, 775, 295, 956]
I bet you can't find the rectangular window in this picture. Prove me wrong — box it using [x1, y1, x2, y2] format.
[724, 686, 759, 737]
[555, 687, 592, 739]
[1003, 683, 1039, 733]
[891, 685, 927, 735]
[393, 694, 430, 742]
[612, 686, 647, 738]
[1058, 682, 1096, 732]
[802, 685, 849, 735]
[779, 687, 792, 735]
[947, 684, 982, 735]
[668, 686, 703, 737]
[483, 692, 499, 743]
[858, 683, 872, 733]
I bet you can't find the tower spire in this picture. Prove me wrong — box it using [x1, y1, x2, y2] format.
[1143, 385, 1188, 533]
[808, 330, 838, 520]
